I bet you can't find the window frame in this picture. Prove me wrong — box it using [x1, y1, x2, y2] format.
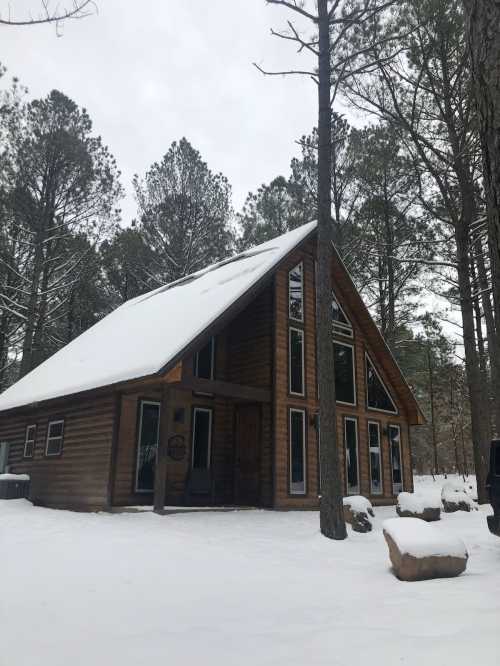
[334, 340, 357, 407]
[289, 407, 307, 496]
[45, 419, 65, 457]
[344, 416, 359, 495]
[194, 336, 216, 381]
[191, 406, 213, 470]
[289, 326, 305, 397]
[365, 352, 398, 415]
[135, 400, 161, 493]
[368, 420, 383, 495]
[332, 290, 353, 338]
[288, 261, 304, 323]
[23, 424, 36, 459]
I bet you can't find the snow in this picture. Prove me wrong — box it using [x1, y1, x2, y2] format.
[0, 475, 498, 666]
[442, 480, 479, 510]
[383, 518, 467, 559]
[397, 491, 441, 513]
[343, 494, 373, 514]
[0, 473, 29, 481]
[0, 222, 317, 412]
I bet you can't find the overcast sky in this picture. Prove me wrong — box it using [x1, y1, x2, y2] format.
[0, 0, 360, 223]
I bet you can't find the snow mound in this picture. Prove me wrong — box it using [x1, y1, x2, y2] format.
[383, 517, 468, 559]
[397, 492, 440, 513]
[343, 495, 374, 516]
[442, 481, 478, 511]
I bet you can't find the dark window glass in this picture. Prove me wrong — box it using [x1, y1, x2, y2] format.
[290, 409, 306, 494]
[192, 409, 212, 469]
[332, 293, 353, 337]
[366, 356, 397, 413]
[136, 402, 159, 491]
[24, 425, 36, 458]
[195, 337, 215, 380]
[334, 343, 355, 404]
[46, 420, 64, 456]
[389, 425, 402, 493]
[289, 263, 303, 321]
[494, 443, 500, 477]
[289, 328, 304, 395]
[345, 418, 358, 493]
[369, 422, 382, 494]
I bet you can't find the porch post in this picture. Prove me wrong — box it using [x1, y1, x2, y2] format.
[153, 384, 172, 514]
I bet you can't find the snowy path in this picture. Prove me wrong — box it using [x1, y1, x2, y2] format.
[1, 483, 499, 665]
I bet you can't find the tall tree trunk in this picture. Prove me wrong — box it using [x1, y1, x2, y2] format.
[317, 0, 346, 540]
[427, 341, 439, 476]
[465, 0, 500, 438]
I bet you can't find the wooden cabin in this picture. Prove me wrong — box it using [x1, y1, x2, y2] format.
[0, 222, 424, 511]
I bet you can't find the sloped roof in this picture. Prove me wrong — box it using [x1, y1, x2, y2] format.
[0, 221, 317, 412]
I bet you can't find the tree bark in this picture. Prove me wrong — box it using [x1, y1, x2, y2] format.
[464, 0, 500, 438]
[317, 0, 346, 540]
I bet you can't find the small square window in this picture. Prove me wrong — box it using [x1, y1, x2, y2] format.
[23, 425, 36, 458]
[46, 420, 64, 457]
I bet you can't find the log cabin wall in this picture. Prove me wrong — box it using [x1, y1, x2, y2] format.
[273, 240, 413, 509]
[1, 394, 116, 510]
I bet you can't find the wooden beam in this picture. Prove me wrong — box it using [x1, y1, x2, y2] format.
[172, 377, 271, 403]
[153, 385, 173, 514]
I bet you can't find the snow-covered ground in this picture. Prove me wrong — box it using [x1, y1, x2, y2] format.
[1, 475, 499, 666]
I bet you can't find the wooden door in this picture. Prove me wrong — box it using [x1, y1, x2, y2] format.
[234, 404, 261, 506]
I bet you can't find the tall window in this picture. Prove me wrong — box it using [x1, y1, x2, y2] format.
[366, 354, 397, 413]
[289, 408, 306, 495]
[192, 408, 212, 469]
[45, 420, 64, 457]
[289, 262, 304, 321]
[289, 327, 305, 396]
[332, 292, 353, 337]
[389, 425, 403, 494]
[195, 337, 215, 380]
[135, 401, 160, 492]
[23, 425, 36, 458]
[368, 421, 382, 495]
[334, 342, 356, 405]
[344, 417, 359, 495]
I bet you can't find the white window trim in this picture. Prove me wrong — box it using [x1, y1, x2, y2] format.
[368, 420, 383, 495]
[389, 424, 403, 495]
[135, 400, 161, 493]
[45, 419, 65, 457]
[334, 340, 357, 406]
[365, 352, 398, 414]
[191, 407, 213, 470]
[332, 290, 353, 338]
[23, 424, 36, 458]
[289, 408, 307, 495]
[344, 416, 359, 495]
[194, 336, 215, 380]
[288, 262, 304, 323]
[289, 326, 305, 397]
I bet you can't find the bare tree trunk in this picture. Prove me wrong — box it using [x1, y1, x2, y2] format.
[465, 0, 500, 438]
[427, 341, 439, 476]
[317, 0, 346, 540]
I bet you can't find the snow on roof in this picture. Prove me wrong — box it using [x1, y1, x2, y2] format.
[0, 221, 317, 413]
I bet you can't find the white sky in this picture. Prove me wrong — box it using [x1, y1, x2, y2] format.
[0, 0, 351, 223]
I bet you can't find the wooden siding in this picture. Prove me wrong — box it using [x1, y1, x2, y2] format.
[0, 394, 116, 510]
[272, 240, 414, 509]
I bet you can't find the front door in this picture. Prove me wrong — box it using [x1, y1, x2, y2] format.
[234, 404, 261, 506]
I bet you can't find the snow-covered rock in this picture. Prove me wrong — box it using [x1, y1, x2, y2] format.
[0, 473, 30, 481]
[383, 517, 468, 581]
[343, 496, 374, 532]
[396, 491, 441, 522]
[442, 480, 478, 513]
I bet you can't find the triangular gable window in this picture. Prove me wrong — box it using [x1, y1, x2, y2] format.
[366, 354, 397, 413]
[332, 292, 353, 337]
